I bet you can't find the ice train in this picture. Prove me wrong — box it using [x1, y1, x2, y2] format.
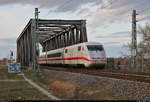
[39, 42, 107, 68]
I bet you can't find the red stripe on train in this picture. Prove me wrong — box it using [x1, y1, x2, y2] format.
[39, 57, 106, 62]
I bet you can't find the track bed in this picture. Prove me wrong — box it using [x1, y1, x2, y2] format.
[40, 65, 150, 83]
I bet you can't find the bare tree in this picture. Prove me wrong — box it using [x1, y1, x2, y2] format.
[121, 23, 150, 57]
[138, 23, 150, 57]
[120, 43, 131, 58]
[120, 23, 150, 70]
[138, 23, 150, 69]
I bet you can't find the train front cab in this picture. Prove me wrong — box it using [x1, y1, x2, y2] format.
[84, 44, 107, 68]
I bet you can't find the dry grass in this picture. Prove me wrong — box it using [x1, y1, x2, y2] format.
[0, 66, 23, 80]
[0, 66, 51, 100]
[23, 69, 130, 100]
[0, 82, 50, 100]
[50, 81, 76, 99]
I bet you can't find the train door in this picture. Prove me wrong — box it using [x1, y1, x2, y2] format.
[62, 48, 65, 64]
[77, 45, 82, 64]
[69, 47, 73, 64]
[46, 51, 47, 64]
[72, 46, 78, 64]
[64, 48, 68, 64]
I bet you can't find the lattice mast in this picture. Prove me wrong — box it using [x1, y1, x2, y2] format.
[131, 10, 138, 71]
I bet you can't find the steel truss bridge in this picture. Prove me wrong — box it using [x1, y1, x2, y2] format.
[17, 19, 88, 69]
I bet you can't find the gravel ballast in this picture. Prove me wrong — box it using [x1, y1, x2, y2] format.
[43, 69, 150, 100]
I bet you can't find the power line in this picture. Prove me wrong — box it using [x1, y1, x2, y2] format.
[41, 0, 116, 19]
[138, 6, 150, 14]
[100, 0, 150, 22]
[40, 0, 150, 23]
[96, 0, 132, 22]
[135, 1, 150, 21]
[136, 0, 150, 13]
[83, 0, 115, 18]
[41, 0, 72, 18]
[100, 0, 113, 9]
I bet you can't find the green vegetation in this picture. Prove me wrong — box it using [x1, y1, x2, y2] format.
[22, 69, 131, 100]
[0, 67, 51, 100]
[0, 82, 50, 100]
[0, 69, 23, 80]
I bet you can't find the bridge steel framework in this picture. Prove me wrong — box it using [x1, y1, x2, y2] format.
[17, 19, 88, 69]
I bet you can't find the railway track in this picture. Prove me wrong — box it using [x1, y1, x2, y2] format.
[40, 65, 150, 83]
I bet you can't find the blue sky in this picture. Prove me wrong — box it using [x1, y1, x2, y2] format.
[0, 0, 150, 59]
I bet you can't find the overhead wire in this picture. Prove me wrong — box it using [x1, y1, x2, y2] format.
[138, 6, 150, 14]
[40, 0, 150, 23]
[104, 0, 150, 23]
[100, 0, 113, 9]
[134, 0, 150, 21]
[41, 0, 72, 19]
[136, 0, 150, 13]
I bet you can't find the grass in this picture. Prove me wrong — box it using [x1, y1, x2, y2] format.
[22, 68, 130, 100]
[0, 69, 23, 80]
[0, 66, 51, 100]
[0, 82, 50, 100]
[22, 69, 50, 88]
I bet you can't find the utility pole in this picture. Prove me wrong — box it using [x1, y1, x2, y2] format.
[34, 8, 40, 73]
[131, 10, 138, 71]
[141, 48, 144, 72]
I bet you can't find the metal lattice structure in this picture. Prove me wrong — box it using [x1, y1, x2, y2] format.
[17, 18, 88, 69]
[131, 10, 137, 70]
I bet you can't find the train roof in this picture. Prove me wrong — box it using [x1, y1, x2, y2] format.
[40, 41, 103, 55]
[64, 42, 103, 48]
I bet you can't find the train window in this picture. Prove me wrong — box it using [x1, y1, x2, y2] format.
[78, 46, 81, 51]
[65, 49, 68, 53]
[48, 52, 61, 58]
[87, 45, 103, 51]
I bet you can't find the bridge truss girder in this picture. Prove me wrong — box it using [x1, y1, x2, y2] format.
[17, 19, 88, 68]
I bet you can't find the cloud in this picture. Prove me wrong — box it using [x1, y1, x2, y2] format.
[0, 46, 16, 59]
[0, 0, 150, 24]
[96, 31, 131, 38]
[0, 0, 150, 58]
[88, 0, 150, 26]
[0, 38, 16, 59]
[103, 41, 121, 46]
[92, 6, 127, 24]
[112, 31, 131, 35]
[104, 45, 130, 58]
[137, 14, 150, 21]
[0, 0, 100, 12]
[92, 31, 132, 46]
[0, 38, 16, 47]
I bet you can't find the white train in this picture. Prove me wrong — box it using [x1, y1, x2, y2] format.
[39, 42, 107, 68]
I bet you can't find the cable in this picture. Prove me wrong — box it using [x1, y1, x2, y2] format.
[94, 0, 130, 23]
[40, 0, 68, 18]
[100, 0, 113, 9]
[41, 0, 73, 19]
[108, 0, 150, 23]
[135, 1, 150, 21]
[136, 0, 150, 13]
[41, 0, 150, 23]
[138, 6, 150, 14]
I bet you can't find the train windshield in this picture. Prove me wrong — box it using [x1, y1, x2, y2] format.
[87, 45, 103, 51]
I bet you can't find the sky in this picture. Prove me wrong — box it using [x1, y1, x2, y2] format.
[0, 0, 150, 59]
